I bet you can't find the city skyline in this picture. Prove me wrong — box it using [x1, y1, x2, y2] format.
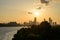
[0, 0, 60, 24]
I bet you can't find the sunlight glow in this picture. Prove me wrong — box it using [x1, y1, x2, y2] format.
[33, 11, 39, 17]
[33, 9, 40, 17]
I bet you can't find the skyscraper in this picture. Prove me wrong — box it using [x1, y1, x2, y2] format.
[34, 17, 37, 25]
[49, 17, 52, 25]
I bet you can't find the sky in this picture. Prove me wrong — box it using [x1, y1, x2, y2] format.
[0, 0, 60, 24]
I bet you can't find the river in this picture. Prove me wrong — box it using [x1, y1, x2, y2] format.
[0, 26, 28, 40]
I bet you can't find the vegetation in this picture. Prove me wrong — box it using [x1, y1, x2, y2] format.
[12, 21, 60, 40]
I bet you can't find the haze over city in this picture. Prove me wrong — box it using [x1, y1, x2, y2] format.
[0, 0, 60, 40]
[0, 0, 60, 24]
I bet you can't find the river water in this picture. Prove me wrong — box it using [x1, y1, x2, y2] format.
[0, 26, 28, 40]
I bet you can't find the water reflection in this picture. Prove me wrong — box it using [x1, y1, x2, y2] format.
[0, 27, 23, 40]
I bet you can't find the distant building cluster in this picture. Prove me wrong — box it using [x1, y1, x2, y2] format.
[44, 17, 57, 26]
[23, 17, 39, 26]
[0, 17, 58, 27]
[0, 22, 20, 27]
[49, 18, 57, 26]
[23, 17, 57, 26]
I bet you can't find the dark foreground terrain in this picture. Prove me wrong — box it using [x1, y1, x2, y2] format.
[12, 21, 60, 40]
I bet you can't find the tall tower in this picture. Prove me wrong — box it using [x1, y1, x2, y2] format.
[34, 17, 37, 25]
[49, 17, 52, 25]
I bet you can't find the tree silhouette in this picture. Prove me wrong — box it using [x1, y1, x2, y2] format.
[12, 21, 60, 40]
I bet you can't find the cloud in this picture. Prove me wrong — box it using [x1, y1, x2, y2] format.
[40, 0, 50, 6]
[53, 0, 60, 2]
[37, 7, 41, 10]
[55, 0, 60, 1]
[37, 0, 49, 10]
[28, 12, 32, 14]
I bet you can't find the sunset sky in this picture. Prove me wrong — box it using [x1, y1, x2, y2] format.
[0, 0, 60, 24]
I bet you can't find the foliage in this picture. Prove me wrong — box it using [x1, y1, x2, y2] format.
[12, 21, 60, 40]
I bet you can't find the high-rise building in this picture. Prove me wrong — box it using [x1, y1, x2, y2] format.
[34, 17, 37, 25]
[49, 18, 52, 24]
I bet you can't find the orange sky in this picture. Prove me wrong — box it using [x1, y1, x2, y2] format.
[0, 0, 60, 24]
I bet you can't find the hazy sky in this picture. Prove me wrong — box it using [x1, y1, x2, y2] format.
[0, 0, 60, 24]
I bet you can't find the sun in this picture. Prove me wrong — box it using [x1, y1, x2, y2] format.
[34, 11, 39, 16]
[29, 9, 43, 17]
[33, 10, 40, 17]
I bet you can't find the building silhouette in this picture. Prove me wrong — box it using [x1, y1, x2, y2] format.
[34, 17, 37, 25]
[49, 18, 52, 24]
